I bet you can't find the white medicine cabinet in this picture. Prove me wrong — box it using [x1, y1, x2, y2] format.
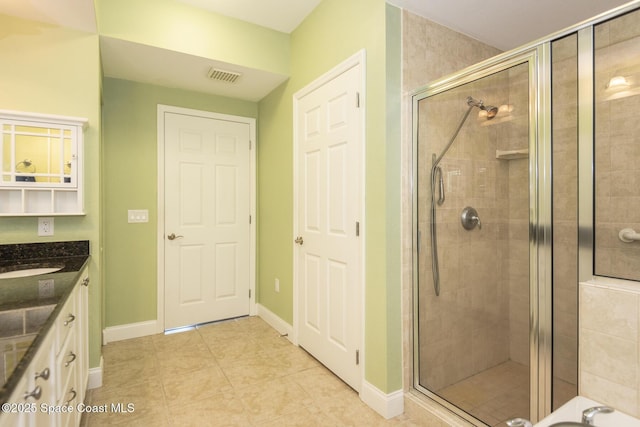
[0, 110, 87, 216]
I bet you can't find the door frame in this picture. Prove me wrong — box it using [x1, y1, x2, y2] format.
[156, 104, 257, 333]
[292, 50, 366, 385]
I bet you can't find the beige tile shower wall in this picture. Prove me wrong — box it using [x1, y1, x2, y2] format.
[415, 86, 509, 391]
[505, 65, 531, 368]
[409, 25, 518, 390]
[551, 35, 579, 388]
[579, 280, 640, 417]
[401, 13, 502, 91]
[400, 10, 502, 392]
[594, 9, 640, 282]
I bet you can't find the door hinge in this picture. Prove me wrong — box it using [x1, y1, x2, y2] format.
[356, 221, 360, 237]
[356, 349, 360, 365]
[249, 215, 252, 224]
[249, 140, 252, 150]
[356, 92, 360, 108]
[249, 289, 252, 299]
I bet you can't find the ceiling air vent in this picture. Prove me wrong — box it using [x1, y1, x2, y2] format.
[207, 67, 242, 83]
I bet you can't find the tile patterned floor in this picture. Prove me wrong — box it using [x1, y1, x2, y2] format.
[436, 361, 577, 427]
[437, 361, 530, 427]
[81, 316, 422, 426]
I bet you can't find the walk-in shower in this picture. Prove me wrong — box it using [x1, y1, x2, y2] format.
[415, 61, 535, 425]
[412, 3, 640, 426]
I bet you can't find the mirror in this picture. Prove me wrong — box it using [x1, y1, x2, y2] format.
[1, 117, 77, 187]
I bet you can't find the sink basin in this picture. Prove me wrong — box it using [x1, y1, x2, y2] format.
[0, 266, 63, 279]
[535, 396, 640, 427]
[549, 423, 589, 427]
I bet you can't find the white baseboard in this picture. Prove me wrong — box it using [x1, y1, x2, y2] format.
[256, 303, 294, 344]
[87, 356, 103, 389]
[102, 320, 158, 344]
[360, 381, 404, 419]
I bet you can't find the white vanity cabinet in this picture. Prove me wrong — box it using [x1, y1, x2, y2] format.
[0, 322, 56, 427]
[55, 268, 89, 427]
[1, 374, 28, 427]
[0, 267, 89, 427]
[0, 110, 88, 216]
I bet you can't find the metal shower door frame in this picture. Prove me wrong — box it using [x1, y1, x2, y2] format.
[410, 2, 640, 425]
[411, 45, 551, 424]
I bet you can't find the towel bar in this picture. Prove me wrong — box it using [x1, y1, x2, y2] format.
[619, 228, 640, 243]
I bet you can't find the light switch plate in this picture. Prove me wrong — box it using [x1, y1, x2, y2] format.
[128, 209, 149, 223]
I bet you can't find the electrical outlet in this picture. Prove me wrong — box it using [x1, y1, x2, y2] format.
[38, 217, 54, 236]
[275, 278, 280, 293]
[38, 279, 55, 298]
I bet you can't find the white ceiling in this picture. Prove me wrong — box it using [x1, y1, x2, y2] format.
[176, 0, 321, 33]
[0, 0, 96, 33]
[99, 36, 289, 102]
[388, 0, 634, 51]
[0, 0, 637, 100]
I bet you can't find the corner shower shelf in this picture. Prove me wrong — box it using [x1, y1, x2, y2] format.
[496, 149, 529, 160]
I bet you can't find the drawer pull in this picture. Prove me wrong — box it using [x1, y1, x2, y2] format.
[34, 368, 50, 381]
[64, 313, 76, 326]
[82, 277, 90, 287]
[64, 351, 77, 367]
[24, 386, 42, 401]
[64, 388, 77, 405]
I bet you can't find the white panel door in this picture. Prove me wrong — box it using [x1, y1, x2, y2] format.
[295, 60, 362, 391]
[164, 112, 251, 330]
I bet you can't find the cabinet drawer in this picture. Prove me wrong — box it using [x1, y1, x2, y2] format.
[29, 331, 56, 427]
[57, 325, 79, 427]
[55, 291, 77, 356]
[56, 327, 78, 399]
[57, 363, 78, 427]
[0, 374, 28, 427]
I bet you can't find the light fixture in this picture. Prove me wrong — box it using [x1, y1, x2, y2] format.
[606, 75, 630, 89]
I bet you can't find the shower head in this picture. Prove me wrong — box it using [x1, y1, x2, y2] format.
[466, 96, 498, 119]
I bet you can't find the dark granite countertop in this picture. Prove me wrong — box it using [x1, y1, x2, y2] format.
[0, 241, 90, 405]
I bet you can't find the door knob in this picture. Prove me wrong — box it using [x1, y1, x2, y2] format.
[167, 233, 184, 240]
[294, 236, 304, 245]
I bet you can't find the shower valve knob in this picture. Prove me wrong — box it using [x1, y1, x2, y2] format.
[461, 206, 481, 231]
[472, 215, 482, 230]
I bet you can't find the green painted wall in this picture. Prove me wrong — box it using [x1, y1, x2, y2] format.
[0, 0, 405, 392]
[385, 4, 403, 392]
[0, 14, 103, 367]
[102, 78, 257, 327]
[256, 0, 403, 393]
[95, 0, 290, 77]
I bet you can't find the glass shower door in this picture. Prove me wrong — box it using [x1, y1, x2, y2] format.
[414, 61, 532, 426]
